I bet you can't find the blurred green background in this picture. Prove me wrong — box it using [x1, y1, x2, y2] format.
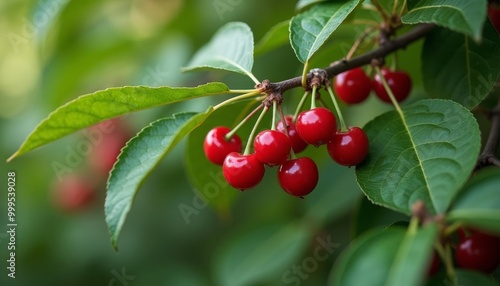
[0, 0, 434, 285]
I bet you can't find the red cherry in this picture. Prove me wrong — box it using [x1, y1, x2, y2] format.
[88, 119, 131, 175]
[254, 130, 292, 166]
[278, 157, 318, 197]
[334, 68, 372, 104]
[426, 251, 441, 277]
[455, 232, 500, 273]
[204, 127, 242, 165]
[373, 68, 412, 103]
[327, 127, 369, 166]
[276, 115, 308, 153]
[488, 4, 500, 32]
[52, 174, 95, 212]
[296, 107, 337, 146]
[222, 152, 265, 190]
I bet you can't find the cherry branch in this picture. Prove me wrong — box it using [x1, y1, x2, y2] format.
[264, 23, 435, 93]
[476, 95, 500, 170]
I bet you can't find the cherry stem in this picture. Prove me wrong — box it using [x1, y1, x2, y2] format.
[399, 0, 407, 16]
[392, 0, 400, 15]
[228, 89, 260, 94]
[434, 241, 457, 285]
[225, 104, 263, 141]
[214, 90, 262, 110]
[443, 221, 463, 238]
[301, 61, 309, 88]
[371, 0, 391, 22]
[374, 66, 404, 114]
[294, 91, 310, 121]
[271, 100, 277, 131]
[311, 85, 318, 109]
[327, 86, 348, 132]
[244, 105, 268, 155]
[277, 104, 297, 160]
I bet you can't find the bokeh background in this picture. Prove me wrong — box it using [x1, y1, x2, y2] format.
[0, 0, 468, 285]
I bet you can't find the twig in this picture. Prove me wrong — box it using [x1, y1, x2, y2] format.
[265, 24, 435, 93]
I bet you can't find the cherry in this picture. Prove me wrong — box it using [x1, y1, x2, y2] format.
[278, 157, 318, 197]
[52, 174, 95, 212]
[455, 231, 500, 273]
[276, 115, 308, 153]
[88, 119, 131, 175]
[426, 251, 441, 277]
[327, 127, 369, 166]
[296, 107, 337, 146]
[334, 68, 372, 104]
[222, 152, 265, 190]
[489, 4, 500, 32]
[254, 130, 292, 166]
[373, 68, 412, 103]
[204, 126, 242, 165]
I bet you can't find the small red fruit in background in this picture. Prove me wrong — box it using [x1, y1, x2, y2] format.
[204, 126, 242, 165]
[52, 174, 95, 212]
[334, 68, 372, 104]
[327, 127, 369, 166]
[373, 68, 412, 103]
[276, 115, 308, 153]
[254, 130, 291, 166]
[296, 107, 337, 146]
[88, 119, 131, 175]
[426, 251, 441, 277]
[455, 231, 500, 273]
[278, 157, 318, 197]
[222, 152, 265, 190]
[488, 4, 500, 32]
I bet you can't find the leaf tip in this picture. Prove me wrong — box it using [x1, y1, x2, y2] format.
[6, 151, 19, 163]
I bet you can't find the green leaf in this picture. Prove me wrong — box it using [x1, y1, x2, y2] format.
[330, 224, 437, 286]
[352, 198, 409, 238]
[447, 168, 500, 234]
[254, 21, 290, 55]
[105, 110, 213, 250]
[296, 0, 328, 11]
[183, 22, 255, 80]
[402, 0, 487, 41]
[290, 0, 360, 63]
[421, 23, 500, 109]
[7, 83, 228, 162]
[214, 223, 312, 286]
[356, 99, 481, 215]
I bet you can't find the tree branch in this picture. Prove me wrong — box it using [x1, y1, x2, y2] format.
[266, 23, 435, 93]
[476, 96, 500, 170]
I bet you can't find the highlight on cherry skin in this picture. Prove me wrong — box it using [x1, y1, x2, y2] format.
[222, 152, 265, 190]
[254, 129, 292, 166]
[278, 157, 319, 198]
[327, 127, 369, 167]
[334, 67, 372, 104]
[372, 67, 412, 103]
[296, 107, 337, 146]
[204, 126, 242, 165]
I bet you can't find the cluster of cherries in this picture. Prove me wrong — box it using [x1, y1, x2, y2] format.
[334, 67, 412, 104]
[427, 227, 500, 276]
[203, 66, 412, 197]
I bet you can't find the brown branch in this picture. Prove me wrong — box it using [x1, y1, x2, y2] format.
[476, 96, 500, 170]
[266, 23, 435, 93]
